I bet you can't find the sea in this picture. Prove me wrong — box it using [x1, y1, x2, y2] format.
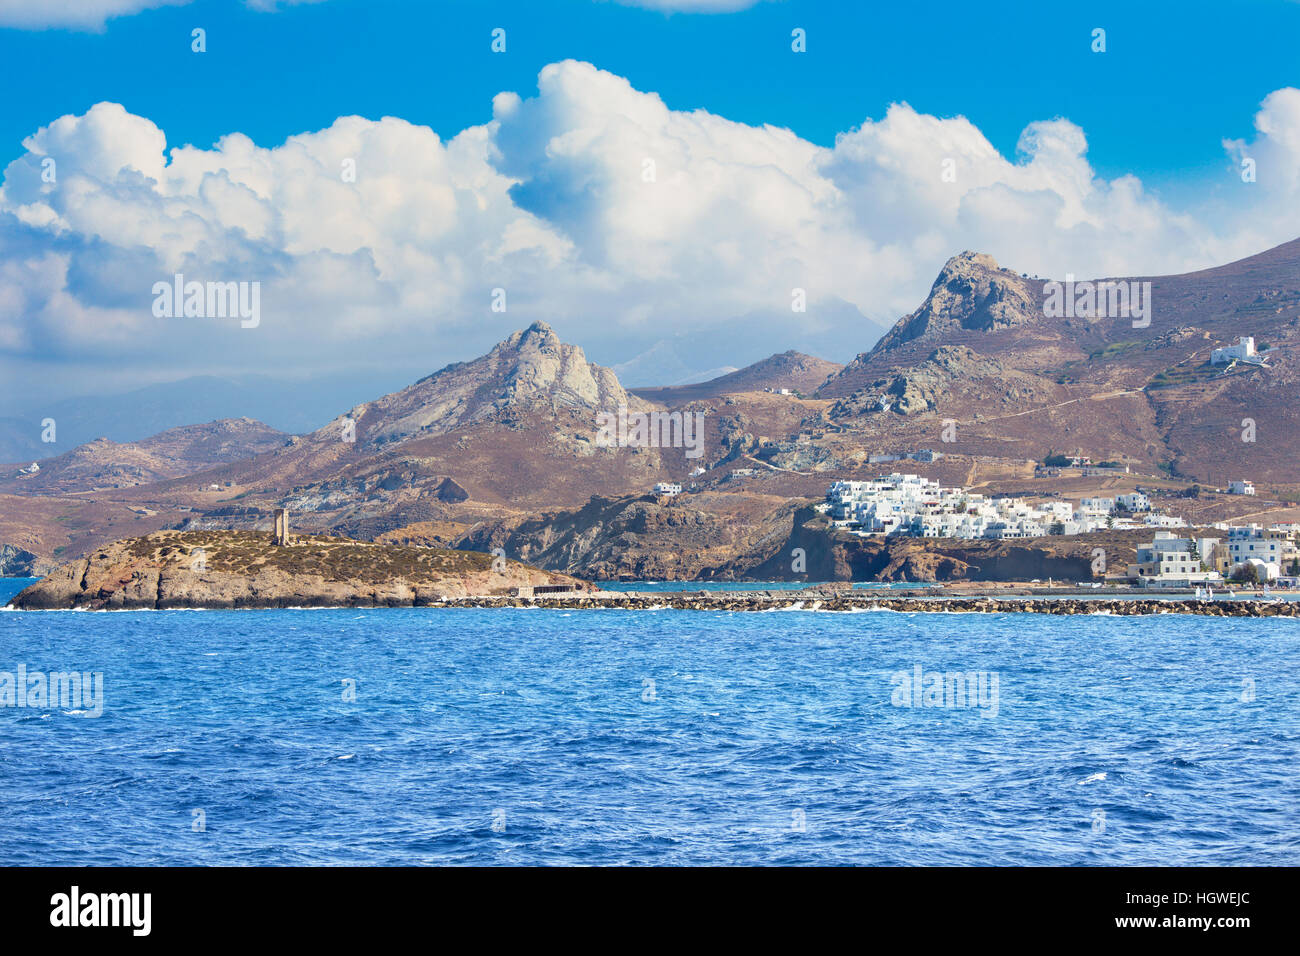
[1, 576, 1297, 866]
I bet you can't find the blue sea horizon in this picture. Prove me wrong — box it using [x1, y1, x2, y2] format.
[2, 577, 1297, 865]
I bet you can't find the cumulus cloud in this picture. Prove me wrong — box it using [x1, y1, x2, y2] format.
[1, 61, 1298, 395]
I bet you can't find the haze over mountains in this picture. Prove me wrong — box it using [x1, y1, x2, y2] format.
[4, 236, 1300, 575]
[0, 371, 422, 463]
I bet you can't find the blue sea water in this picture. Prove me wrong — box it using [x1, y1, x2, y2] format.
[1, 576, 1298, 866]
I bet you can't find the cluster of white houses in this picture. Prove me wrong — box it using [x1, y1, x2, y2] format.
[823, 474, 1184, 540]
[823, 473, 1299, 586]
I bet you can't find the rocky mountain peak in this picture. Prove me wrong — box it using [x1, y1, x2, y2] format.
[861, 250, 1038, 358]
[940, 250, 1001, 276]
[334, 324, 639, 445]
[499, 320, 562, 353]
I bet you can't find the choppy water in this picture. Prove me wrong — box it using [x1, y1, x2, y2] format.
[2, 577, 1297, 865]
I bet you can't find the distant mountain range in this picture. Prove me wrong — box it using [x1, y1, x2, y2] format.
[2, 418, 287, 495]
[0, 371, 422, 463]
[631, 350, 843, 404]
[4, 236, 1300, 574]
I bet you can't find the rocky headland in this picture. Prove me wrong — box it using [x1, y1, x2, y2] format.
[7, 529, 593, 610]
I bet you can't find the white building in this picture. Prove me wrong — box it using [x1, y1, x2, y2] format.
[1142, 512, 1187, 528]
[1227, 526, 1286, 566]
[1117, 492, 1150, 512]
[653, 482, 682, 497]
[1211, 336, 1257, 365]
[1079, 497, 1115, 518]
[1128, 532, 1222, 585]
[1239, 557, 1281, 582]
[1228, 480, 1256, 496]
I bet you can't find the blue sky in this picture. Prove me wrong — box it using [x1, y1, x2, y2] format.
[0, 0, 1298, 421]
[2, 0, 1295, 185]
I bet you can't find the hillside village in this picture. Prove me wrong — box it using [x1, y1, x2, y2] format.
[820, 472, 1299, 587]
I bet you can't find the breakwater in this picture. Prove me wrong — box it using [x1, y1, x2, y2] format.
[440, 591, 1300, 617]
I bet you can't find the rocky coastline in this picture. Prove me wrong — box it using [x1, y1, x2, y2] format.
[9, 529, 1297, 617]
[6, 529, 593, 610]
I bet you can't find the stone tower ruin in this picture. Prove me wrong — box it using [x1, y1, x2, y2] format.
[273, 508, 291, 547]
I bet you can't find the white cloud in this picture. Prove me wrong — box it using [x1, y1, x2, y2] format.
[0, 0, 184, 30]
[0, 0, 324, 31]
[1, 0, 747, 31]
[1, 61, 1298, 394]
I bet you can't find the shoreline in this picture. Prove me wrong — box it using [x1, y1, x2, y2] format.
[433, 593, 1300, 616]
[8, 591, 1299, 616]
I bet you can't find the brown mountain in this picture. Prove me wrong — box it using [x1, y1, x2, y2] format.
[0, 418, 286, 494]
[127, 322, 690, 526]
[631, 350, 842, 404]
[812, 239, 1300, 484]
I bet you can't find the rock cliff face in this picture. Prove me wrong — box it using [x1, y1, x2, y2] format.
[828, 345, 1053, 418]
[872, 252, 1039, 351]
[8, 530, 592, 610]
[0, 543, 49, 577]
[450, 492, 804, 581]
[731, 508, 1147, 583]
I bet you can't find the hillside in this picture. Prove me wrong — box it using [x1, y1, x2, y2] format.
[124, 322, 686, 515]
[448, 491, 805, 581]
[0, 418, 286, 494]
[631, 350, 842, 404]
[813, 239, 1300, 483]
